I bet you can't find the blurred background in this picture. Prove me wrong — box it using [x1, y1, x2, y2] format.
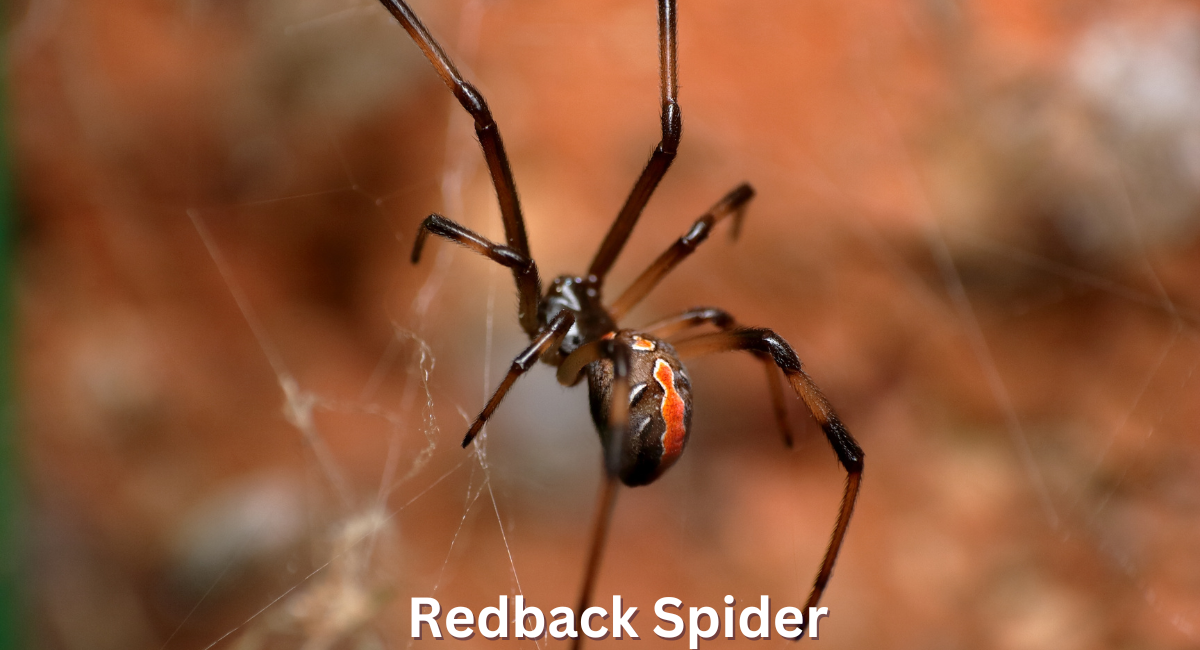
[11, 0, 1200, 647]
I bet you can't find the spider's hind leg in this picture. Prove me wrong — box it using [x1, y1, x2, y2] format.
[557, 338, 635, 650]
[640, 306, 793, 446]
[673, 327, 863, 637]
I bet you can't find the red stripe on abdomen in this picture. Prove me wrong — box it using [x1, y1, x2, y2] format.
[653, 359, 687, 465]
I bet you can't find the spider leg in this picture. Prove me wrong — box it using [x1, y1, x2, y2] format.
[411, 214, 540, 291]
[460, 311, 575, 447]
[554, 339, 609, 388]
[608, 184, 755, 320]
[638, 306, 736, 338]
[640, 307, 794, 446]
[588, 0, 681, 283]
[572, 473, 618, 650]
[558, 339, 633, 650]
[377, 0, 541, 336]
[673, 328, 863, 636]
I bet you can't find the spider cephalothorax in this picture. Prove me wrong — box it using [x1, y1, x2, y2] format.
[539, 275, 614, 356]
[383, 0, 864, 646]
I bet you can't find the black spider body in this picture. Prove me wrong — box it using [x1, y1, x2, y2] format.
[541, 275, 696, 486]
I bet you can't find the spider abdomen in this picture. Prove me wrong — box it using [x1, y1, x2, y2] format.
[586, 332, 693, 486]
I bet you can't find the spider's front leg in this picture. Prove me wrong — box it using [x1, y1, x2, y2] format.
[673, 327, 863, 636]
[410, 214, 542, 319]
[412, 214, 533, 272]
[377, 0, 540, 336]
[588, 0, 682, 283]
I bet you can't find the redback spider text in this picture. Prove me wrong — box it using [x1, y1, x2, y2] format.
[411, 594, 831, 647]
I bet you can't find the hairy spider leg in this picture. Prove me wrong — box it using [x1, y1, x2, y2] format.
[378, 0, 542, 336]
[588, 0, 681, 284]
[673, 328, 864, 637]
[641, 307, 795, 447]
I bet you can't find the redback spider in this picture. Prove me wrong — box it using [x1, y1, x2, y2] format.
[379, 0, 864, 643]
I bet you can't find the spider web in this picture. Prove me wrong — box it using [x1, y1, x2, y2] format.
[14, 0, 1200, 649]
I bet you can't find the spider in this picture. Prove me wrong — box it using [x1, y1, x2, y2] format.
[378, 0, 863, 643]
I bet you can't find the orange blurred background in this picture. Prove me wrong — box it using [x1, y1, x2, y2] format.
[12, 0, 1200, 648]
